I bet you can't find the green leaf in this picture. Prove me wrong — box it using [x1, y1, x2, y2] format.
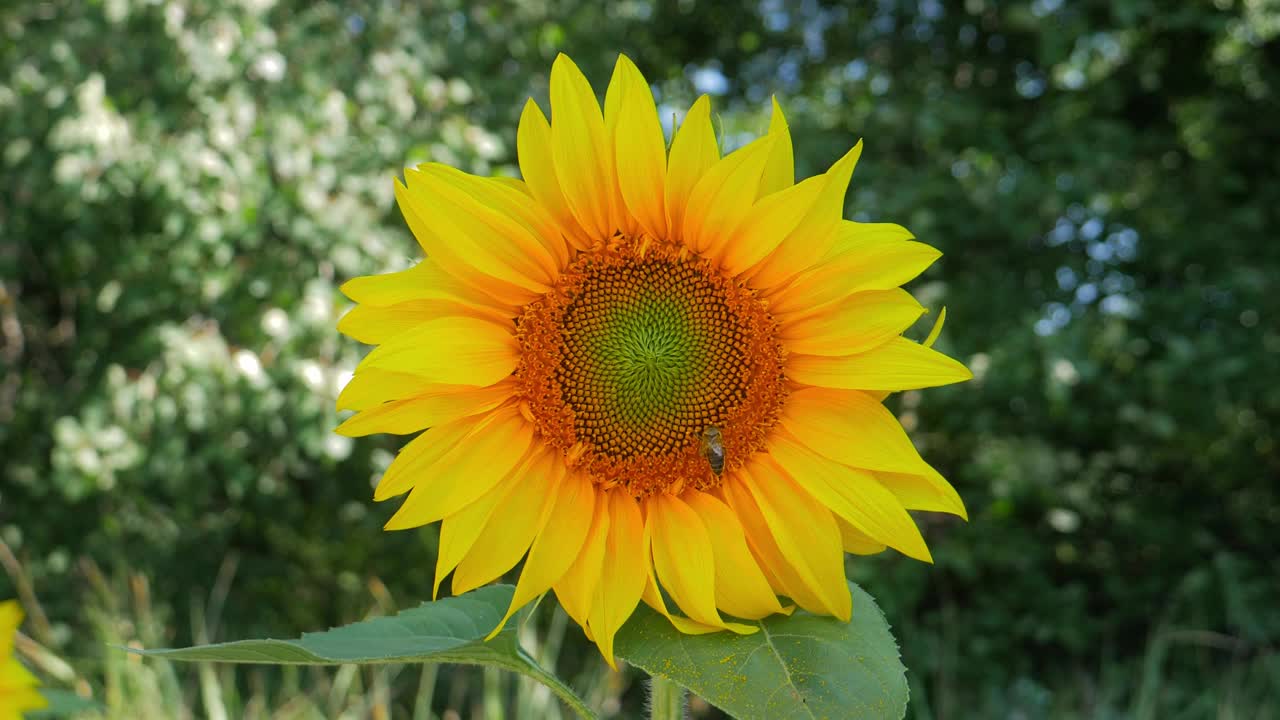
[127, 585, 596, 720]
[615, 581, 907, 720]
[29, 689, 99, 717]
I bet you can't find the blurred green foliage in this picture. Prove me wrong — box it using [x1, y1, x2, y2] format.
[2, 0, 1277, 716]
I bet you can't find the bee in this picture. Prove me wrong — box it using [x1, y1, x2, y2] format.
[699, 426, 725, 476]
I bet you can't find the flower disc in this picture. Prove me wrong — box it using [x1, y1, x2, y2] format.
[517, 237, 785, 496]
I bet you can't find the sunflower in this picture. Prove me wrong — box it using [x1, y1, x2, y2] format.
[0, 601, 45, 720]
[336, 54, 970, 664]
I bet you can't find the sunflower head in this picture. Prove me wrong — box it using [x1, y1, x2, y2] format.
[337, 53, 971, 665]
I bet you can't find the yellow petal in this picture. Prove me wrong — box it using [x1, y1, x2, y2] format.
[492, 176, 530, 194]
[518, 99, 591, 250]
[716, 478, 825, 613]
[718, 175, 824, 277]
[434, 469, 517, 599]
[339, 262, 436, 306]
[684, 491, 784, 619]
[357, 316, 518, 387]
[426, 163, 571, 271]
[341, 260, 518, 316]
[642, 590, 743, 635]
[554, 487, 609, 630]
[736, 461, 851, 620]
[373, 414, 484, 501]
[826, 220, 916, 256]
[488, 469, 595, 639]
[770, 433, 932, 562]
[780, 387, 929, 474]
[875, 466, 968, 519]
[638, 513, 756, 636]
[335, 380, 513, 437]
[0, 600, 22, 655]
[394, 180, 544, 308]
[788, 336, 973, 391]
[683, 135, 776, 256]
[613, 56, 668, 240]
[0, 682, 46, 713]
[923, 306, 947, 348]
[664, 95, 719, 239]
[550, 54, 616, 241]
[587, 489, 648, 667]
[338, 299, 512, 346]
[384, 406, 534, 529]
[602, 57, 640, 237]
[757, 96, 794, 197]
[747, 141, 862, 289]
[338, 302, 434, 345]
[404, 165, 557, 289]
[1, 654, 41, 688]
[768, 238, 941, 319]
[452, 450, 562, 595]
[836, 518, 888, 555]
[863, 308, 947, 410]
[648, 493, 725, 627]
[779, 288, 925, 356]
[336, 369, 438, 412]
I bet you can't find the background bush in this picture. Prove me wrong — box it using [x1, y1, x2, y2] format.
[2, 0, 1277, 716]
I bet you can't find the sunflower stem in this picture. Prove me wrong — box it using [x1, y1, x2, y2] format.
[648, 675, 686, 720]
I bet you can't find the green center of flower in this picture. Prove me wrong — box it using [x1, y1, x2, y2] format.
[606, 298, 690, 419]
[558, 261, 747, 458]
[516, 238, 787, 496]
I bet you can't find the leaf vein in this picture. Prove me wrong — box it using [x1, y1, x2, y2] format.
[757, 620, 819, 720]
